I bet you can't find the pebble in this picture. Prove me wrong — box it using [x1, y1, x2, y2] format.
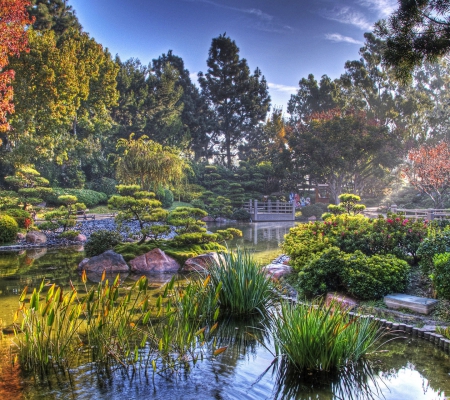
[0, 218, 177, 250]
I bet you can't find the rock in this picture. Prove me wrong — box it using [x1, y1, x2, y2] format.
[78, 250, 129, 273]
[129, 248, 180, 273]
[26, 248, 47, 260]
[263, 263, 293, 280]
[75, 234, 87, 242]
[308, 216, 317, 221]
[215, 217, 229, 223]
[16, 233, 25, 240]
[183, 252, 222, 272]
[325, 293, 357, 310]
[26, 231, 47, 244]
[201, 216, 215, 222]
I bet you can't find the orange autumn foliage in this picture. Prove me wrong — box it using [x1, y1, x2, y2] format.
[0, 0, 33, 131]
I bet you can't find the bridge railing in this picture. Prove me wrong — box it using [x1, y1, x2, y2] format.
[390, 205, 450, 220]
[244, 200, 295, 221]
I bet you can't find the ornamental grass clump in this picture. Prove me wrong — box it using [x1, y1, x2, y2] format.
[208, 248, 275, 316]
[269, 300, 382, 372]
[13, 272, 222, 376]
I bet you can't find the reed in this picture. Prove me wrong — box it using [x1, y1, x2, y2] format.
[208, 248, 275, 316]
[13, 271, 222, 376]
[269, 300, 382, 372]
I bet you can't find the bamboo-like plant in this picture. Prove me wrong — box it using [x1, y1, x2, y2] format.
[208, 248, 275, 316]
[269, 300, 382, 372]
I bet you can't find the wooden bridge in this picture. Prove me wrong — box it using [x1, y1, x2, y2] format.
[244, 200, 296, 222]
[363, 205, 450, 220]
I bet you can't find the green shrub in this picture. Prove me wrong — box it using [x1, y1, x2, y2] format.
[84, 230, 123, 257]
[300, 203, 328, 219]
[299, 248, 410, 300]
[432, 253, 450, 300]
[417, 226, 450, 275]
[58, 230, 80, 240]
[2, 208, 32, 229]
[231, 208, 251, 221]
[46, 188, 108, 208]
[0, 214, 19, 244]
[156, 188, 174, 208]
[86, 178, 117, 197]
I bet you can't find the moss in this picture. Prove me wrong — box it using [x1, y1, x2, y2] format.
[114, 241, 226, 264]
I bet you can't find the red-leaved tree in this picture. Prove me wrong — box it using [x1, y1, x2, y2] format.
[0, 0, 33, 132]
[402, 142, 450, 208]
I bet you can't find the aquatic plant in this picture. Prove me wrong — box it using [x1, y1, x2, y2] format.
[269, 300, 382, 372]
[208, 248, 275, 316]
[13, 271, 222, 376]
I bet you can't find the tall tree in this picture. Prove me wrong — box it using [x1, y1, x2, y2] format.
[0, 0, 33, 132]
[198, 34, 270, 168]
[115, 134, 188, 191]
[376, 0, 450, 83]
[288, 109, 400, 203]
[28, 0, 81, 35]
[401, 141, 450, 208]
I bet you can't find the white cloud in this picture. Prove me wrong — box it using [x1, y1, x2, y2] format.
[322, 6, 373, 30]
[325, 33, 363, 45]
[357, 0, 398, 18]
[185, 0, 291, 33]
[268, 82, 298, 93]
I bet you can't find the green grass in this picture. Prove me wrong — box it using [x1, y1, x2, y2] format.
[269, 300, 383, 372]
[87, 205, 116, 214]
[167, 201, 192, 211]
[208, 248, 275, 316]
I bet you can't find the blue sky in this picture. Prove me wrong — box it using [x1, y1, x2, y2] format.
[69, 0, 398, 111]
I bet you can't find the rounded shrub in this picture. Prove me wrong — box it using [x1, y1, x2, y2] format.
[299, 248, 410, 300]
[0, 214, 19, 244]
[156, 188, 174, 208]
[432, 253, 450, 300]
[58, 230, 80, 240]
[231, 208, 251, 221]
[2, 208, 32, 229]
[84, 230, 123, 257]
[417, 227, 450, 275]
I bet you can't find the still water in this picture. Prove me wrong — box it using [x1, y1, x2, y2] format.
[0, 221, 449, 400]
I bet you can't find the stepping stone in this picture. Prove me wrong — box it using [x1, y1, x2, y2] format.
[384, 293, 438, 315]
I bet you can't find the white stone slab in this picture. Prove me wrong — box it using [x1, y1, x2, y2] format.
[384, 293, 438, 315]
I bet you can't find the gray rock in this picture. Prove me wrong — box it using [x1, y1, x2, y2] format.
[26, 231, 47, 244]
[78, 250, 129, 274]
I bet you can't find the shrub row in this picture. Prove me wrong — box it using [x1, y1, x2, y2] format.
[45, 188, 108, 208]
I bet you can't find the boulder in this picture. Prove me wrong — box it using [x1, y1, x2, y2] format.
[26, 231, 47, 244]
[263, 263, 293, 281]
[325, 293, 357, 310]
[75, 234, 87, 242]
[201, 216, 215, 222]
[16, 232, 26, 241]
[78, 250, 129, 274]
[308, 216, 317, 221]
[183, 252, 222, 272]
[129, 248, 180, 273]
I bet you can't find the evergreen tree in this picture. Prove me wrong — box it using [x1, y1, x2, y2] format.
[28, 0, 81, 35]
[199, 34, 270, 168]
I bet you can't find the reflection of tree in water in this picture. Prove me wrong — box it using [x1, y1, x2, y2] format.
[367, 334, 450, 396]
[266, 358, 383, 400]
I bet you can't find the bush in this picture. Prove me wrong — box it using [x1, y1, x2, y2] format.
[299, 248, 410, 300]
[0, 214, 19, 244]
[86, 178, 117, 197]
[156, 188, 174, 208]
[231, 208, 251, 221]
[45, 188, 108, 208]
[417, 227, 450, 275]
[84, 230, 123, 257]
[300, 203, 328, 219]
[58, 230, 80, 240]
[432, 253, 450, 300]
[2, 208, 32, 229]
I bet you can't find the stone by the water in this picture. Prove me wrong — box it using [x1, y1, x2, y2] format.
[129, 248, 180, 273]
[384, 293, 438, 315]
[78, 250, 129, 274]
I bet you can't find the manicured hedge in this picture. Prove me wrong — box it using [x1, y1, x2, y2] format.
[46, 188, 108, 208]
[0, 214, 19, 244]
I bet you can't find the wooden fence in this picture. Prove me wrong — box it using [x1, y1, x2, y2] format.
[244, 200, 296, 222]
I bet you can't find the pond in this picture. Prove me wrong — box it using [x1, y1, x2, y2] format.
[0, 221, 449, 399]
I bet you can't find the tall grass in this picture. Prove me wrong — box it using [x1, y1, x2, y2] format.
[269, 300, 383, 372]
[13, 271, 222, 376]
[208, 248, 275, 316]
